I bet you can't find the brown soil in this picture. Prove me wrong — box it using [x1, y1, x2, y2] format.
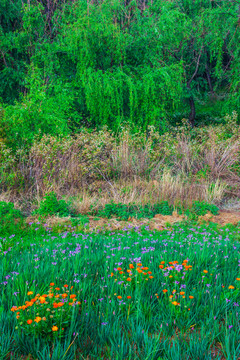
[199, 210, 240, 226]
[25, 210, 240, 232]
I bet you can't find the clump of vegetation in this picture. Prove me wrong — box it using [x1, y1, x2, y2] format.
[93, 201, 173, 220]
[191, 201, 219, 216]
[0, 201, 24, 236]
[12, 283, 80, 340]
[90, 200, 219, 220]
[32, 192, 75, 218]
[178, 201, 219, 219]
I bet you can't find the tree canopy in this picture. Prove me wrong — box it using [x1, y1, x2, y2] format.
[0, 0, 240, 149]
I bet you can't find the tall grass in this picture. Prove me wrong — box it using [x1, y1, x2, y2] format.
[0, 223, 239, 359]
[0, 113, 239, 212]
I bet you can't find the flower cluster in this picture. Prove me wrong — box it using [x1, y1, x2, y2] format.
[11, 283, 80, 338]
[111, 263, 154, 286]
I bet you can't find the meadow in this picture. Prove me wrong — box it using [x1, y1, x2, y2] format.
[0, 222, 240, 360]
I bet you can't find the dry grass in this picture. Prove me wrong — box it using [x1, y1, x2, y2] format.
[63, 171, 226, 217]
[1, 114, 240, 211]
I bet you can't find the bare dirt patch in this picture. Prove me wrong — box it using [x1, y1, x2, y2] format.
[199, 210, 240, 226]
[25, 210, 240, 233]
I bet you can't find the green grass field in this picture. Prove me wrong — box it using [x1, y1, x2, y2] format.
[0, 223, 240, 359]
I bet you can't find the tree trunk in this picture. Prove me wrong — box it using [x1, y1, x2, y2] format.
[188, 95, 195, 128]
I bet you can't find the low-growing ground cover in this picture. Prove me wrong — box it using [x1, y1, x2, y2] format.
[0, 224, 239, 359]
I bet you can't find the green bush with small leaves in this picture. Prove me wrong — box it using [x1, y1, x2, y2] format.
[32, 192, 75, 218]
[91, 201, 173, 221]
[91, 200, 219, 221]
[0, 201, 24, 236]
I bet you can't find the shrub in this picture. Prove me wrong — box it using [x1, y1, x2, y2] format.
[32, 192, 74, 218]
[181, 201, 219, 220]
[191, 201, 219, 216]
[92, 201, 173, 220]
[0, 201, 24, 237]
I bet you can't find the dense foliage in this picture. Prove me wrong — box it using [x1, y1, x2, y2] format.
[0, 0, 240, 150]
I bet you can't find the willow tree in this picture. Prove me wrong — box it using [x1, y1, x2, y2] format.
[57, 0, 240, 128]
[0, 0, 240, 149]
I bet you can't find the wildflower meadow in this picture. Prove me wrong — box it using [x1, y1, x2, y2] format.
[0, 222, 239, 359]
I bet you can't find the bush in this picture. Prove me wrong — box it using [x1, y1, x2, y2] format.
[191, 201, 219, 216]
[92, 201, 173, 220]
[32, 192, 74, 218]
[0, 201, 24, 236]
[181, 201, 219, 220]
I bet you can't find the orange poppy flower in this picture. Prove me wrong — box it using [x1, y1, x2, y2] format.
[129, 264, 134, 269]
[236, 278, 240, 281]
[117, 296, 122, 299]
[162, 289, 168, 293]
[180, 292, 185, 295]
[39, 296, 46, 304]
[160, 261, 165, 264]
[63, 284, 68, 288]
[159, 265, 164, 269]
[70, 294, 76, 299]
[119, 271, 124, 274]
[172, 301, 178, 306]
[117, 267, 122, 271]
[50, 283, 54, 286]
[62, 293, 68, 298]
[203, 270, 208, 274]
[137, 263, 142, 267]
[149, 276, 154, 279]
[228, 285, 234, 289]
[148, 271, 152, 274]
[52, 326, 58, 331]
[127, 296, 131, 299]
[27, 319, 33, 324]
[27, 291, 33, 296]
[34, 317, 41, 323]
[55, 287, 60, 291]
[126, 278, 132, 281]
[189, 296, 194, 299]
